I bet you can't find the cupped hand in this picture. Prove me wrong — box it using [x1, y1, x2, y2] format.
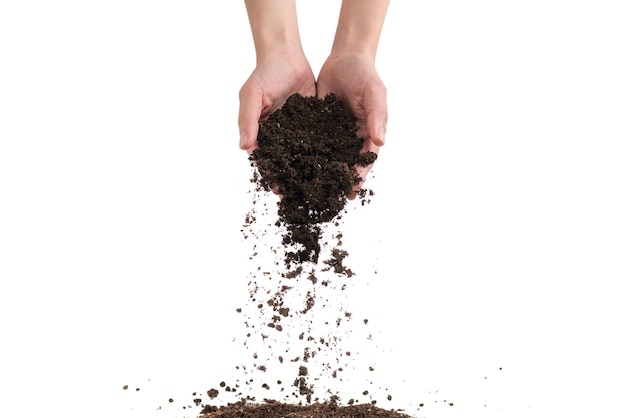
[238, 53, 316, 155]
[317, 53, 387, 199]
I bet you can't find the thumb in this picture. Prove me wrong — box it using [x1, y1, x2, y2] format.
[365, 83, 388, 147]
[367, 112, 387, 147]
[238, 86, 262, 151]
[239, 125, 259, 152]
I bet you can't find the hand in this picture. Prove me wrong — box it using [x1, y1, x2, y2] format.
[317, 53, 387, 199]
[238, 53, 316, 155]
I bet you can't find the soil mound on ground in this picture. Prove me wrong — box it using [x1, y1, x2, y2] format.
[200, 400, 411, 418]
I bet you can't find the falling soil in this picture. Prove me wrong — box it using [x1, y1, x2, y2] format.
[200, 93, 398, 417]
[123, 94, 420, 417]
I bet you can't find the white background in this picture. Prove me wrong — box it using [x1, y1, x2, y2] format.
[1, 1, 625, 417]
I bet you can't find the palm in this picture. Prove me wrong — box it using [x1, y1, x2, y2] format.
[317, 54, 387, 197]
[239, 56, 316, 153]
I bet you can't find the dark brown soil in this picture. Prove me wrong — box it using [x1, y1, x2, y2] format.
[251, 93, 376, 267]
[200, 399, 411, 418]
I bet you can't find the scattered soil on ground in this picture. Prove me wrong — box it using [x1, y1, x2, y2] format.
[200, 400, 411, 418]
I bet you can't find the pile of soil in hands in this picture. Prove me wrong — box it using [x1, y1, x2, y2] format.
[251, 93, 377, 267]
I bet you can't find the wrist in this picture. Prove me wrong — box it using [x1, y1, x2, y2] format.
[245, 0, 306, 65]
[255, 46, 309, 71]
[330, 38, 378, 62]
[330, 0, 389, 61]
[255, 41, 307, 66]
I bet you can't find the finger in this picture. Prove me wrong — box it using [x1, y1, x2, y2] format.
[299, 81, 317, 99]
[348, 163, 374, 200]
[361, 137, 380, 155]
[349, 137, 380, 200]
[238, 84, 262, 151]
[365, 82, 388, 147]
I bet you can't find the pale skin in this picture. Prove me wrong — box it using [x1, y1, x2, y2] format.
[239, 0, 390, 199]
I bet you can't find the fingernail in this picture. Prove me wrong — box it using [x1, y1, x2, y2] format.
[239, 131, 247, 149]
[377, 126, 386, 145]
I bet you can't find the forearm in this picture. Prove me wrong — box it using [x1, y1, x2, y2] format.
[331, 0, 390, 60]
[244, 0, 305, 63]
